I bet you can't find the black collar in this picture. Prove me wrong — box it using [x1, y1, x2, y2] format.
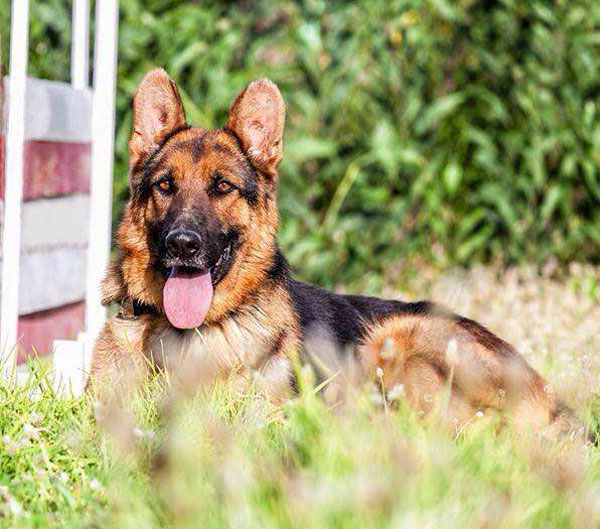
[119, 296, 160, 319]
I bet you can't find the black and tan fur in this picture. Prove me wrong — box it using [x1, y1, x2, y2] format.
[90, 69, 580, 437]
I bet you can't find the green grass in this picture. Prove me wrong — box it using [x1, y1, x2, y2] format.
[2, 266, 600, 528]
[0, 367, 103, 527]
[0, 362, 598, 528]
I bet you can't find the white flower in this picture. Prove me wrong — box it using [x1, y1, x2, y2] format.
[132, 427, 157, 441]
[6, 496, 23, 516]
[0, 486, 26, 517]
[2, 435, 18, 456]
[388, 383, 405, 402]
[376, 367, 384, 379]
[445, 339, 459, 366]
[380, 338, 396, 360]
[368, 391, 385, 407]
[29, 412, 44, 427]
[22, 423, 39, 440]
[476, 410, 484, 418]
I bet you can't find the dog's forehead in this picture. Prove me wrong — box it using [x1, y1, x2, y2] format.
[161, 128, 244, 172]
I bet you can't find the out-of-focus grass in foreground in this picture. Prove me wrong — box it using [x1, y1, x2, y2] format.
[1, 265, 600, 529]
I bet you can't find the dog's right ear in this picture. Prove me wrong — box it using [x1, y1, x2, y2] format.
[129, 68, 186, 170]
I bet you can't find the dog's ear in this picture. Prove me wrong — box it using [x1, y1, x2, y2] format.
[226, 79, 285, 177]
[129, 68, 186, 170]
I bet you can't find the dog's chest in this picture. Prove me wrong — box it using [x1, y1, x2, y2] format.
[147, 312, 275, 371]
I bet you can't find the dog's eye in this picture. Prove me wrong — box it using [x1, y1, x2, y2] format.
[155, 175, 173, 195]
[215, 178, 235, 195]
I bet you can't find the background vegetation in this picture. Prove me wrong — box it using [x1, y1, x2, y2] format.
[2, 0, 600, 289]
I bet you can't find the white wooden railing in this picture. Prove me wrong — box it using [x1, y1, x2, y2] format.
[0, 0, 119, 394]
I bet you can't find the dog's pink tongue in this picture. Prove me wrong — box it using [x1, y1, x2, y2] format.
[163, 268, 213, 329]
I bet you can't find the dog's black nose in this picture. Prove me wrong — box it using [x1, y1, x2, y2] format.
[166, 229, 202, 259]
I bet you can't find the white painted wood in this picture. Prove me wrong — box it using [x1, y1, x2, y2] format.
[2, 77, 92, 142]
[71, 0, 90, 90]
[52, 338, 86, 397]
[1, 0, 30, 375]
[18, 246, 87, 315]
[80, 331, 93, 379]
[85, 0, 119, 352]
[18, 195, 89, 252]
[0, 195, 89, 314]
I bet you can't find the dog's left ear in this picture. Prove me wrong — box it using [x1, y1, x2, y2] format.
[226, 79, 285, 177]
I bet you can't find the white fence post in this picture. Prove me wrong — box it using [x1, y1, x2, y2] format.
[0, 0, 30, 377]
[71, 0, 90, 90]
[84, 0, 119, 356]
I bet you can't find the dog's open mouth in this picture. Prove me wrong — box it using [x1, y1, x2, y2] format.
[162, 242, 233, 329]
[209, 242, 232, 285]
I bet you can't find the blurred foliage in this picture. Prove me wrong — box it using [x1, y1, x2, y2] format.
[2, 0, 600, 289]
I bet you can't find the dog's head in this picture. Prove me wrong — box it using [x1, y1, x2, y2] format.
[106, 69, 286, 328]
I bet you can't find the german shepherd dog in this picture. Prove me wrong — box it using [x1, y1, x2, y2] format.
[91, 68, 581, 437]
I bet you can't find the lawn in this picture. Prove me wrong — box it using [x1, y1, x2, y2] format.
[1, 265, 599, 529]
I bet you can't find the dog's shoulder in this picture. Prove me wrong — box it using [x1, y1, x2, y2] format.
[287, 280, 414, 348]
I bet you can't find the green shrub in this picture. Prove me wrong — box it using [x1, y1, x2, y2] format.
[2, 0, 600, 288]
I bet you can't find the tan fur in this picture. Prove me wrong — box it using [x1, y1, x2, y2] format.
[89, 69, 583, 439]
[91, 281, 299, 404]
[105, 124, 280, 317]
[146, 282, 298, 401]
[359, 314, 578, 435]
[91, 69, 295, 402]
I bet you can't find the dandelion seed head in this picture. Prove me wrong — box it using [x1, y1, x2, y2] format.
[376, 367, 384, 378]
[476, 410, 484, 418]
